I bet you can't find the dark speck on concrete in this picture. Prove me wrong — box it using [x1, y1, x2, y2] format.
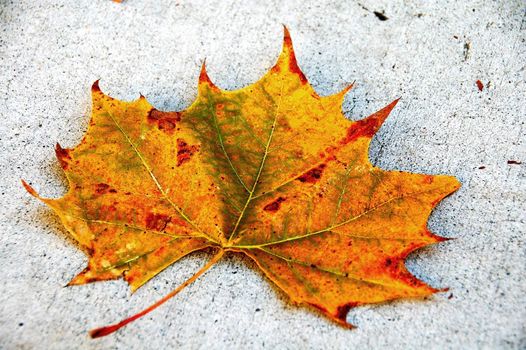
[374, 11, 388, 21]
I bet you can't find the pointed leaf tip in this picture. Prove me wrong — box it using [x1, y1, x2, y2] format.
[199, 60, 208, 82]
[370, 98, 400, 126]
[91, 80, 101, 93]
[21, 179, 39, 198]
[389, 97, 401, 108]
[324, 82, 355, 107]
[435, 235, 453, 242]
[55, 142, 71, 170]
[282, 25, 292, 46]
[273, 26, 309, 86]
[342, 83, 355, 94]
[198, 60, 218, 90]
[337, 83, 355, 98]
[341, 99, 400, 143]
[280, 25, 295, 58]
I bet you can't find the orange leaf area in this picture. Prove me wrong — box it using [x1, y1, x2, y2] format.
[24, 27, 460, 336]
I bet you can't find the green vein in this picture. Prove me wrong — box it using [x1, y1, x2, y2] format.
[235, 112, 266, 148]
[257, 247, 398, 289]
[288, 261, 319, 295]
[209, 101, 251, 193]
[232, 189, 429, 249]
[328, 230, 429, 242]
[102, 237, 179, 271]
[61, 212, 217, 243]
[227, 84, 284, 242]
[331, 162, 356, 225]
[251, 158, 337, 200]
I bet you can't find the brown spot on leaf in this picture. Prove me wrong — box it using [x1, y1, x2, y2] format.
[100, 205, 117, 217]
[297, 164, 326, 183]
[55, 143, 72, 170]
[294, 149, 304, 158]
[382, 257, 402, 276]
[145, 213, 171, 232]
[177, 139, 199, 166]
[147, 109, 181, 133]
[423, 175, 434, 184]
[336, 302, 358, 321]
[263, 197, 286, 212]
[95, 183, 110, 195]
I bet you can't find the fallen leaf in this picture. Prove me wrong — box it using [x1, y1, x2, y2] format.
[23, 27, 460, 336]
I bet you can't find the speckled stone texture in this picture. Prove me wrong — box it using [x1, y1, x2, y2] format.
[1, 0, 524, 348]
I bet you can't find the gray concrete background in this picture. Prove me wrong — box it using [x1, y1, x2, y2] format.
[1, 0, 524, 348]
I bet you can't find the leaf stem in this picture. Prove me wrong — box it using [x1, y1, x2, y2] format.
[89, 249, 225, 338]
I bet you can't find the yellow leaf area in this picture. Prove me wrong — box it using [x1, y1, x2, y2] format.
[24, 27, 460, 333]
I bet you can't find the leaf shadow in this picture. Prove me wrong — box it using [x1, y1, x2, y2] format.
[30, 204, 89, 282]
[25, 156, 90, 282]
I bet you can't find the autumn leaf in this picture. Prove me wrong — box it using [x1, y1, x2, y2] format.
[23, 27, 460, 337]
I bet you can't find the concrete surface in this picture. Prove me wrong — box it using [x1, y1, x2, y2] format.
[1, 0, 525, 349]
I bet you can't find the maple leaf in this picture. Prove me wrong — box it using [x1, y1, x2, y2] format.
[23, 27, 460, 337]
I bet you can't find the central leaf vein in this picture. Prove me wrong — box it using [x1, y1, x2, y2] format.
[227, 83, 284, 242]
